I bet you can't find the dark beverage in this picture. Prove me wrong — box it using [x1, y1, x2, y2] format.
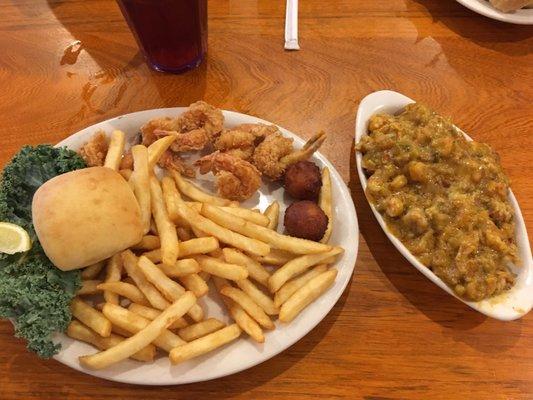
[116, 0, 207, 73]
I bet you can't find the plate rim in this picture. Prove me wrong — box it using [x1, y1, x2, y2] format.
[455, 0, 533, 24]
[51, 107, 359, 385]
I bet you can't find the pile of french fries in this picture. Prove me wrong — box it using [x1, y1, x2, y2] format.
[69, 130, 344, 370]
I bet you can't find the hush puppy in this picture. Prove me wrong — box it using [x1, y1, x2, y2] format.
[284, 200, 328, 241]
[284, 161, 322, 200]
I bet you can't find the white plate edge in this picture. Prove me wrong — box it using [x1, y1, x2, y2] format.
[455, 0, 533, 24]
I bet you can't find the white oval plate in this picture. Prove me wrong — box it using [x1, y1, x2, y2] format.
[456, 0, 533, 24]
[52, 108, 359, 385]
[355, 90, 532, 321]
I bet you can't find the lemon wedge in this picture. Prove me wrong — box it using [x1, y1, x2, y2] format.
[0, 222, 31, 254]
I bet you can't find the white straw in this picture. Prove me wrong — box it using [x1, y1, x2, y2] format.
[284, 0, 300, 50]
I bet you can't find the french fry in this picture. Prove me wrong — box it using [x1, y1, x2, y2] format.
[67, 320, 155, 362]
[128, 303, 188, 330]
[222, 248, 270, 287]
[70, 297, 112, 337]
[141, 250, 161, 264]
[132, 235, 160, 250]
[256, 253, 335, 267]
[119, 168, 133, 181]
[96, 282, 149, 305]
[268, 247, 343, 293]
[171, 170, 234, 206]
[149, 219, 158, 235]
[264, 201, 280, 230]
[103, 130, 126, 170]
[161, 176, 188, 227]
[279, 269, 337, 323]
[77, 280, 102, 296]
[252, 248, 295, 266]
[185, 202, 203, 212]
[220, 286, 274, 330]
[104, 254, 122, 304]
[122, 250, 170, 310]
[179, 237, 220, 257]
[319, 167, 333, 243]
[200, 203, 331, 255]
[131, 145, 151, 234]
[80, 292, 195, 370]
[136, 256, 204, 321]
[227, 300, 264, 343]
[213, 276, 230, 291]
[178, 273, 209, 298]
[169, 324, 241, 365]
[102, 303, 185, 352]
[191, 225, 208, 238]
[177, 318, 225, 341]
[142, 237, 219, 263]
[218, 206, 269, 227]
[81, 261, 105, 280]
[213, 277, 264, 343]
[195, 255, 248, 281]
[111, 324, 133, 338]
[127, 177, 136, 192]
[137, 255, 191, 301]
[147, 135, 176, 169]
[176, 200, 270, 256]
[235, 279, 278, 315]
[177, 227, 193, 241]
[198, 271, 211, 282]
[274, 264, 328, 307]
[209, 248, 223, 259]
[150, 176, 179, 265]
[124, 276, 135, 286]
[157, 259, 200, 277]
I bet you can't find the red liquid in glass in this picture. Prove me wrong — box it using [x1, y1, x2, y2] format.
[117, 0, 207, 73]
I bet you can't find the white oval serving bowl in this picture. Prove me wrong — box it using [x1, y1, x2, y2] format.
[456, 0, 533, 25]
[51, 107, 359, 385]
[355, 90, 532, 321]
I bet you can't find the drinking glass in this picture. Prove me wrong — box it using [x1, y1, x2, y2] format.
[116, 0, 207, 73]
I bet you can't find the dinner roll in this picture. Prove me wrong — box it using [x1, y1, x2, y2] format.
[32, 166, 143, 271]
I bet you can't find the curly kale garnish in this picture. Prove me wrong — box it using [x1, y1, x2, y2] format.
[0, 145, 86, 358]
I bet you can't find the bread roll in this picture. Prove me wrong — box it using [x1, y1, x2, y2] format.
[32, 167, 143, 271]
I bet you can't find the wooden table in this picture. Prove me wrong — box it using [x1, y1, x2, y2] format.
[0, 0, 532, 399]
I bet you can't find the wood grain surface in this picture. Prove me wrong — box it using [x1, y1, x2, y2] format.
[0, 0, 532, 399]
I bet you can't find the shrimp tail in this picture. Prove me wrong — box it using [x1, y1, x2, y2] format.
[280, 131, 327, 166]
[194, 151, 218, 174]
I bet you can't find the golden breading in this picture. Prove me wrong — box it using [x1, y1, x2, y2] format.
[79, 131, 108, 167]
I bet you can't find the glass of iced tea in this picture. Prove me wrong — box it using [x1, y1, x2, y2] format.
[116, 0, 207, 73]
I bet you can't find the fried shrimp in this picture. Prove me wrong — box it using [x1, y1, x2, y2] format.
[155, 128, 211, 152]
[140, 101, 223, 147]
[158, 150, 196, 178]
[251, 132, 293, 180]
[235, 123, 280, 139]
[79, 131, 109, 167]
[195, 151, 261, 201]
[252, 131, 326, 180]
[119, 150, 134, 170]
[177, 101, 224, 142]
[214, 124, 283, 161]
[141, 117, 181, 146]
[214, 129, 257, 160]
